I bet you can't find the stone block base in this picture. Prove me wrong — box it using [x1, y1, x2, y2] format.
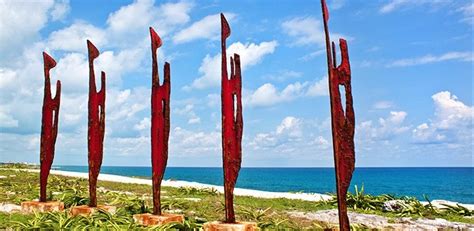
[133, 213, 185, 226]
[21, 201, 64, 213]
[203, 221, 258, 231]
[70, 205, 116, 216]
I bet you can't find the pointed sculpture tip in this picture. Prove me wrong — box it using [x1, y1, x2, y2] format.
[321, 0, 329, 22]
[221, 13, 231, 39]
[149, 27, 162, 49]
[43, 51, 57, 69]
[87, 40, 99, 59]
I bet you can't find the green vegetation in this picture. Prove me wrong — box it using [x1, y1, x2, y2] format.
[0, 167, 472, 230]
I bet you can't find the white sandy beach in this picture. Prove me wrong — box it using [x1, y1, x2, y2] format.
[11, 168, 474, 210]
[19, 169, 332, 202]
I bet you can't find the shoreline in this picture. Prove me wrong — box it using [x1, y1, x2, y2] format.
[8, 168, 474, 210]
[21, 169, 333, 202]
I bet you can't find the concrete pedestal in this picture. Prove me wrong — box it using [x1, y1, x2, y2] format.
[133, 213, 185, 226]
[70, 205, 116, 216]
[21, 201, 64, 213]
[203, 221, 258, 231]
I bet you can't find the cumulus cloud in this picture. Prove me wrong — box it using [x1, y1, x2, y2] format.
[246, 76, 328, 107]
[249, 116, 303, 150]
[173, 13, 236, 44]
[186, 41, 278, 90]
[306, 76, 329, 97]
[175, 104, 201, 124]
[47, 22, 107, 52]
[170, 127, 220, 155]
[412, 91, 473, 144]
[134, 117, 151, 131]
[0, 0, 56, 63]
[248, 116, 332, 158]
[50, 0, 70, 21]
[358, 111, 410, 141]
[281, 16, 346, 47]
[106, 0, 193, 45]
[246, 82, 307, 107]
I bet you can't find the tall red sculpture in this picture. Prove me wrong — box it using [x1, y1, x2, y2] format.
[321, 0, 356, 230]
[87, 40, 106, 207]
[149, 27, 171, 215]
[39, 52, 61, 202]
[132, 27, 182, 227]
[221, 13, 243, 223]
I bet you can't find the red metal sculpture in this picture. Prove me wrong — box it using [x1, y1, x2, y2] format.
[220, 13, 243, 223]
[39, 52, 61, 202]
[149, 27, 171, 215]
[321, 0, 356, 230]
[87, 40, 106, 207]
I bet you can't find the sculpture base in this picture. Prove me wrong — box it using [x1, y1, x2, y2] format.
[70, 205, 116, 216]
[133, 213, 184, 226]
[203, 221, 258, 231]
[21, 201, 64, 213]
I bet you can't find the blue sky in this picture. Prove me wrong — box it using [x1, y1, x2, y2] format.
[0, 0, 472, 167]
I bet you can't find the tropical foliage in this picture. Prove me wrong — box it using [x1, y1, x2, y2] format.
[0, 167, 472, 230]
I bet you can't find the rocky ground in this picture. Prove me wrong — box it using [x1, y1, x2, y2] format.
[289, 209, 474, 230]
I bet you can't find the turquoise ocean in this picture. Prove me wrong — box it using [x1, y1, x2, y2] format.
[56, 166, 473, 204]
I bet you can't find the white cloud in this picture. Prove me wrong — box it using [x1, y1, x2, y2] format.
[170, 127, 220, 155]
[358, 111, 410, 141]
[312, 136, 330, 148]
[106, 0, 193, 44]
[159, 1, 194, 26]
[106, 0, 155, 34]
[306, 76, 328, 97]
[330, 0, 345, 10]
[281, 17, 346, 47]
[379, 0, 450, 14]
[50, 0, 70, 21]
[175, 104, 201, 124]
[186, 41, 278, 90]
[248, 116, 332, 158]
[188, 117, 201, 124]
[299, 49, 325, 61]
[246, 76, 328, 107]
[134, 117, 151, 131]
[456, 3, 473, 25]
[173, 13, 236, 44]
[246, 82, 307, 107]
[412, 91, 473, 144]
[47, 22, 107, 52]
[276, 117, 302, 137]
[387, 51, 473, 67]
[0, 111, 18, 128]
[0, 0, 54, 63]
[250, 116, 303, 150]
[0, 69, 16, 91]
[373, 101, 394, 110]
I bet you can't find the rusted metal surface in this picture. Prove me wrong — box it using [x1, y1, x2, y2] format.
[149, 27, 171, 216]
[321, 0, 356, 230]
[220, 13, 243, 224]
[87, 40, 106, 207]
[39, 52, 61, 202]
